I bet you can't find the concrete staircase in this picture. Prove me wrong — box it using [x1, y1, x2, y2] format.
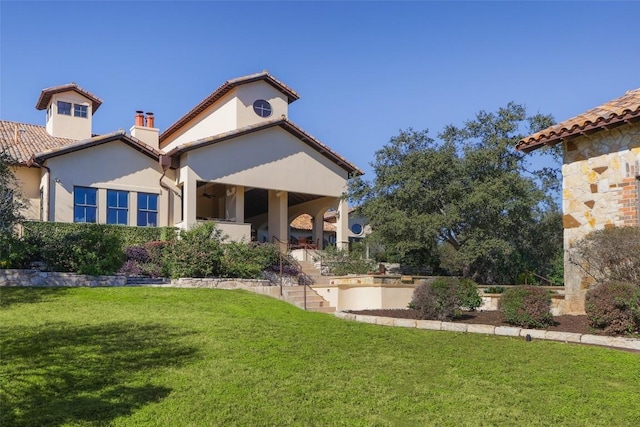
[282, 285, 335, 313]
[297, 259, 332, 285]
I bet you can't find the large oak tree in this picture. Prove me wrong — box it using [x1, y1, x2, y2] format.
[0, 150, 26, 238]
[350, 103, 562, 284]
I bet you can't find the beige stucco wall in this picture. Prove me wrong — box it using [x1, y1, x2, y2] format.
[180, 127, 349, 196]
[562, 122, 640, 313]
[161, 81, 289, 153]
[46, 92, 93, 140]
[44, 140, 172, 226]
[313, 283, 416, 311]
[161, 91, 238, 152]
[12, 166, 42, 220]
[235, 82, 289, 128]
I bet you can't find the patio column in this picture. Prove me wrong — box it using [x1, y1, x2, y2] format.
[312, 210, 326, 249]
[182, 166, 197, 229]
[268, 190, 288, 250]
[336, 198, 349, 250]
[225, 185, 244, 223]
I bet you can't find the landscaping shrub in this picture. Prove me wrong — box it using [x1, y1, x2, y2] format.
[22, 221, 177, 250]
[0, 234, 38, 269]
[118, 245, 168, 278]
[570, 226, 640, 284]
[410, 277, 481, 320]
[168, 223, 224, 278]
[221, 242, 298, 279]
[38, 227, 124, 275]
[500, 286, 553, 328]
[145, 241, 172, 277]
[585, 282, 640, 336]
[318, 245, 375, 276]
[221, 242, 268, 279]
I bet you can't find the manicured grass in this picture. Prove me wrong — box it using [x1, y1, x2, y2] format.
[1, 287, 639, 426]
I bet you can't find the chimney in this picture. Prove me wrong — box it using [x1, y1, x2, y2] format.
[130, 110, 159, 150]
[135, 110, 145, 127]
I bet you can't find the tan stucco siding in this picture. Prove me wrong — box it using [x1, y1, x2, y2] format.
[562, 122, 640, 313]
[161, 91, 238, 152]
[181, 127, 349, 196]
[235, 82, 289, 128]
[13, 166, 41, 220]
[44, 141, 169, 225]
[46, 92, 93, 140]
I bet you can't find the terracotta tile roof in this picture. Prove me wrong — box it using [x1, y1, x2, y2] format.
[517, 88, 640, 152]
[290, 213, 336, 232]
[160, 71, 300, 144]
[34, 130, 162, 162]
[166, 117, 363, 176]
[0, 120, 75, 164]
[35, 83, 103, 113]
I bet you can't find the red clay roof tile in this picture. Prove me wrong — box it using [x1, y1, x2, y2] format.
[517, 88, 640, 152]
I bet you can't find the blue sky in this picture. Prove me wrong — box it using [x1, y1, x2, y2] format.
[1, 1, 639, 179]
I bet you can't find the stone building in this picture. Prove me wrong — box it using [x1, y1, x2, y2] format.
[517, 88, 640, 313]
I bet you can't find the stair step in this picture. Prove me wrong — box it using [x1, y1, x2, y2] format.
[281, 285, 336, 314]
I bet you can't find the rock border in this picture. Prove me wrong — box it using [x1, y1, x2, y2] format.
[334, 311, 640, 352]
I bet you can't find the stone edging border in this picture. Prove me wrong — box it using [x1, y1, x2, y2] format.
[334, 312, 640, 352]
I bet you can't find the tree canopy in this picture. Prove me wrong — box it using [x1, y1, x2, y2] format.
[0, 150, 26, 238]
[349, 102, 562, 284]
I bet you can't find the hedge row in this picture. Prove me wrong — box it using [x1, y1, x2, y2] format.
[22, 221, 177, 249]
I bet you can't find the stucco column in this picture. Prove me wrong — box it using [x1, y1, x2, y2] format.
[268, 190, 288, 250]
[41, 168, 50, 221]
[97, 189, 107, 224]
[182, 167, 197, 229]
[225, 185, 245, 223]
[336, 198, 349, 250]
[312, 210, 326, 249]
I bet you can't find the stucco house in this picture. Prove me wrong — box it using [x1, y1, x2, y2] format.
[517, 88, 640, 313]
[0, 72, 362, 249]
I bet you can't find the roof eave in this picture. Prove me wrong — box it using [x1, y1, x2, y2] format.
[34, 132, 160, 162]
[517, 111, 640, 153]
[159, 72, 300, 144]
[167, 119, 363, 176]
[35, 84, 104, 113]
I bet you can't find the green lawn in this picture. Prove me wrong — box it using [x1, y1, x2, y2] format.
[1, 287, 639, 426]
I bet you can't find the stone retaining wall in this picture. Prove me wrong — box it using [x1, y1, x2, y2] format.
[0, 269, 282, 299]
[171, 277, 271, 289]
[0, 269, 127, 287]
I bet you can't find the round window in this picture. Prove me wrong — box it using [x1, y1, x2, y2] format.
[351, 223, 363, 235]
[253, 99, 272, 118]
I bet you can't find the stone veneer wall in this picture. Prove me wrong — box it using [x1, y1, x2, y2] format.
[561, 122, 640, 313]
[0, 269, 127, 287]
